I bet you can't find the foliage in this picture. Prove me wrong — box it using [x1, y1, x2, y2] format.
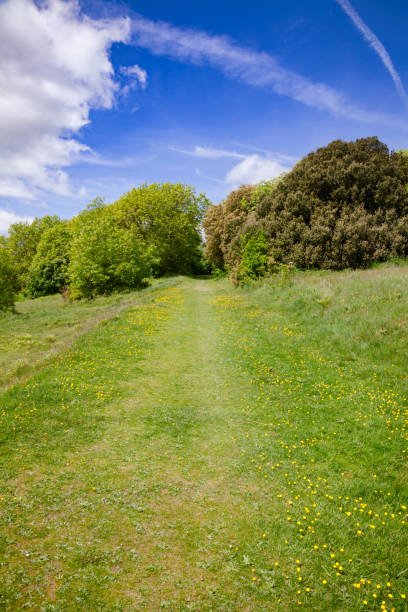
[68, 204, 156, 298]
[204, 138, 408, 274]
[4, 183, 211, 300]
[0, 241, 18, 311]
[233, 230, 271, 284]
[218, 184, 257, 269]
[202, 203, 225, 269]
[7, 216, 61, 290]
[27, 223, 72, 297]
[112, 183, 210, 275]
[256, 137, 408, 269]
[203, 179, 282, 272]
[244, 176, 285, 211]
[203, 185, 256, 270]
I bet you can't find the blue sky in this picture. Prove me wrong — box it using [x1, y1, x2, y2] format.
[0, 0, 407, 232]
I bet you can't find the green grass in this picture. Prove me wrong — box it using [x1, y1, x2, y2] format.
[0, 265, 408, 611]
[0, 290, 153, 388]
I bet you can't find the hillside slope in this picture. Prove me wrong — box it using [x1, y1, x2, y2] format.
[0, 265, 407, 610]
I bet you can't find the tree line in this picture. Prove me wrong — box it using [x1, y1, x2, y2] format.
[0, 183, 209, 310]
[203, 137, 408, 283]
[2, 136, 408, 310]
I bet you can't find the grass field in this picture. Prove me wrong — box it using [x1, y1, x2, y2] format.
[1, 265, 408, 611]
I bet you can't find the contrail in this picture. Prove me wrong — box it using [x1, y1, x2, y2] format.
[336, 0, 407, 102]
[130, 14, 392, 122]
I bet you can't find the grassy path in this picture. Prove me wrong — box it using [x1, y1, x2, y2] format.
[1, 273, 408, 611]
[0, 279, 267, 611]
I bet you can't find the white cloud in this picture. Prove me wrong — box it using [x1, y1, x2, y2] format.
[0, 0, 130, 199]
[226, 155, 287, 186]
[336, 0, 407, 102]
[0, 179, 34, 200]
[121, 64, 148, 89]
[171, 145, 291, 187]
[170, 146, 295, 188]
[0, 210, 35, 235]
[131, 15, 387, 122]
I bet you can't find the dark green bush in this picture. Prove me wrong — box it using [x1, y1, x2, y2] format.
[256, 137, 408, 269]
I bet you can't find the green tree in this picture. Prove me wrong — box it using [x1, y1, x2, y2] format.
[0, 240, 18, 311]
[7, 216, 61, 290]
[112, 183, 210, 275]
[27, 223, 71, 297]
[68, 204, 156, 299]
[256, 137, 408, 269]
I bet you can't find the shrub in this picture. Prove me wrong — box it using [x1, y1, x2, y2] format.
[202, 204, 225, 269]
[203, 179, 283, 272]
[233, 230, 271, 284]
[205, 138, 408, 275]
[218, 184, 257, 269]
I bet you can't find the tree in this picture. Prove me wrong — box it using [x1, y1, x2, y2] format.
[112, 183, 210, 275]
[219, 184, 257, 269]
[255, 137, 408, 269]
[7, 216, 61, 290]
[202, 204, 224, 269]
[27, 223, 71, 297]
[68, 204, 156, 299]
[203, 180, 282, 272]
[0, 240, 18, 311]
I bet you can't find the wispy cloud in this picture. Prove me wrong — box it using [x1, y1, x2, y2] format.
[79, 152, 155, 168]
[131, 15, 388, 122]
[336, 0, 407, 102]
[195, 168, 225, 184]
[120, 64, 148, 90]
[169, 145, 245, 159]
[232, 143, 298, 164]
